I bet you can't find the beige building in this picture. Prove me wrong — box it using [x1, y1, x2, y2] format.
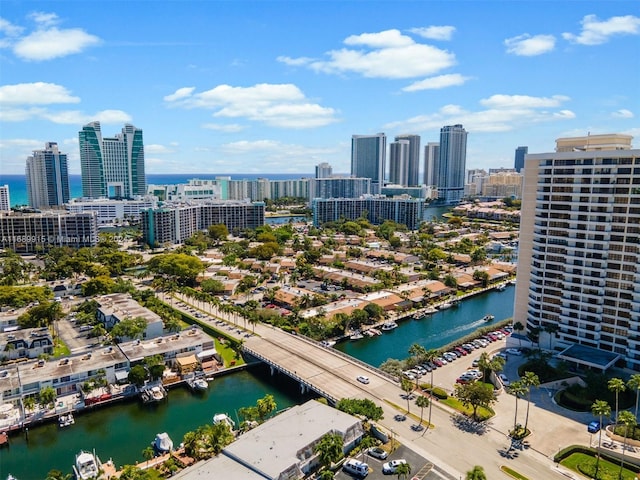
[514, 134, 640, 370]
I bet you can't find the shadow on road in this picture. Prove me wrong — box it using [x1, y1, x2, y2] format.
[451, 414, 488, 435]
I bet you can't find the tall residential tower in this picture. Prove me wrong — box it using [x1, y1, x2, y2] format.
[514, 133, 640, 370]
[514, 146, 528, 172]
[25, 142, 70, 209]
[351, 133, 386, 194]
[436, 124, 467, 205]
[394, 134, 421, 186]
[423, 142, 440, 186]
[79, 122, 146, 199]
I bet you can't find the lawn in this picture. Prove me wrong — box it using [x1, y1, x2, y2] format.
[561, 452, 638, 480]
[440, 396, 494, 421]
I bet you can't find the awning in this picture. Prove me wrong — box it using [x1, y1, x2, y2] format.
[197, 348, 217, 359]
[176, 355, 198, 367]
[115, 370, 129, 381]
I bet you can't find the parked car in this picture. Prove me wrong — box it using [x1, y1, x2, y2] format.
[588, 421, 601, 433]
[343, 458, 369, 478]
[368, 447, 388, 460]
[402, 371, 416, 380]
[472, 358, 480, 367]
[456, 374, 475, 384]
[494, 352, 508, 360]
[382, 459, 407, 474]
[357, 375, 370, 384]
[499, 373, 510, 386]
[506, 348, 522, 356]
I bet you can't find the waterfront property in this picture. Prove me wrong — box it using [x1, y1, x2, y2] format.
[0, 327, 53, 361]
[96, 293, 164, 340]
[173, 399, 365, 480]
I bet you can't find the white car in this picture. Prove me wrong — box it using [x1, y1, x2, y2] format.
[506, 348, 522, 356]
[499, 373, 510, 386]
[382, 459, 407, 474]
[368, 447, 388, 460]
[357, 375, 370, 384]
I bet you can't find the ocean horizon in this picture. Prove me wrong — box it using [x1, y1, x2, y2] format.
[0, 173, 315, 208]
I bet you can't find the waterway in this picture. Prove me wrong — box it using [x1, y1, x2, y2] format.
[2, 284, 514, 480]
[335, 284, 516, 367]
[0, 368, 313, 480]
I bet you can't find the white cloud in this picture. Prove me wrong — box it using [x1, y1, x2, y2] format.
[4, 12, 101, 61]
[409, 26, 456, 41]
[562, 14, 640, 45]
[276, 55, 314, 66]
[145, 144, 175, 154]
[202, 123, 245, 132]
[612, 109, 634, 119]
[403, 74, 470, 92]
[480, 94, 570, 109]
[14, 27, 101, 61]
[163, 87, 195, 102]
[165, 83, 339, 128]
[220, 140, 340, 170]
[0, 82, 80, 105]
[286, 28, 456, 80]
[385, 93, 574, 133]
[0, 106, 131, 125]
[0, 17, 24, 37]
[504, 34, 556, 56]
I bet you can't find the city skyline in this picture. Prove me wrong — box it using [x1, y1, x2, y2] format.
[1, 1, 639, 176]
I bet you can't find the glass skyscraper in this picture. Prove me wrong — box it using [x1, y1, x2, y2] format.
[394, 134, 421, 186]
[25, 142, 70, 209]
[437, 124, 467, 205]
[351, 133, 386, 194]
[514, 146, 528, 172]
[79, 122, 146, 199]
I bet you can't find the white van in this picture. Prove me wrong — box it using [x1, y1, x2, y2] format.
[342, 458, 369, 478]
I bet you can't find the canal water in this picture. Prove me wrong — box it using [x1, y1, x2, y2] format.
[2, 285, 514, 480]
[335, 285, 516, 367]
[0, 368, 312, 480]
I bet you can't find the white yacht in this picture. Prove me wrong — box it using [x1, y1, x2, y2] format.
[73, 450, 101, 480]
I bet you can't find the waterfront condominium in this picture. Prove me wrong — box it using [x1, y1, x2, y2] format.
[0, 185, 10, 211]
[311, 197, 425, 230]
[514, 133, 640, 370]
[315, 162, 333, 179]
[423, 142, 440, 187]
[25, 142, 70, 209]
[79, 122, 146, 199]
[351, 133, 386, 194]
[394, 134, 421, 186]
[436, 124, 467, 205]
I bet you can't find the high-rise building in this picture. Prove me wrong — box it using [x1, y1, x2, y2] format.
[25, 142, 70, 209]
[437, 124, 468, 205]
[308, 177, 371, 201]
[0, 185, 10, 211]
[79, 122, 146, 199]
[395, 134, 421, 186]
[388, 139, 409, 186]
[351, 133, 386, 194]
[514, 133, 640, 370]
[514, 146, 528, 172]
[423, 142, 440, 186]
[315, 162, 333, 179]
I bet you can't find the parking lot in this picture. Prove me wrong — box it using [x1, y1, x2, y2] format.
[334, 444, 441, 480]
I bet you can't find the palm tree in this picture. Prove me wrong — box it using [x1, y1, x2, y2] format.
[477, 352, 491, 382]
[314, 433, 344, 470]
[617, 410, 636, 480]
[512, 321, 525, 347]
[507, 380, 527, 433]
[608, 377, 626, 426]
[401, 378, 414, 415]
[521, 371, 540, 433]
[395, 462, 411, 480]
[466, 465, 487, 480]
[591, 399, 611, 479]
[627, 374, 640, 419]
[424, 349, 439, 429]
[416, 395, 430, 430]
[142, 446, 155, 464]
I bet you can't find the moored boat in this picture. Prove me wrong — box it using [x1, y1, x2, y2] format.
[439, 302, 452, 310]
[350, 331, 364, 340]
[140, 384, 168, 403]
[213, 413, 236, 431]
[73, 450, 101, 480]
[58, 413, 75, 428]
[186, 375, 209, 392]
[152, 432, 174, 454]
[381, 321, 398, 331]
[495, 284, 506, 291]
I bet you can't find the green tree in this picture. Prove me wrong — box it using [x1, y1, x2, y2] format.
[379, 359, 403, 378]
[111, 316, 147, 341]
[142, 446, 155, 463]
[147, 253, 205, 286]
[521, 371, 540, 433]
[618, 410, 636, 480]
[401, 378, 414, 415]
[513, 321, 525, 347]
[454, 382, 496, 421]
[314, 433, 344, 469]
[82, 275, 117, 296]
[128, 364, 149, 386]
[416, 395, 430, 429]
[39, 385, 56, 408]
[466, 465, 487, 480]
[208, 224, 229, 243]
[591, 399, 612, 479]
[395, 461, 411, 479]
[608, 377, 626, 426]
[507, 380, 527, 433]
[335, 398, 383, 422]
[256, 394, 277, 422]
[628, 374, 640, 419]
[46, 469, 72, 480]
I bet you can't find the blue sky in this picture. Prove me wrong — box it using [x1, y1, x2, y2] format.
[1, 1, 639, 176]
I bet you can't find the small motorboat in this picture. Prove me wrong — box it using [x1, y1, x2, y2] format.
[152, 432, 174, 454]
[381, 321, 398, 331]
[73, 450, 102, 480]
[483, 314, 495, 322]
[59, 413, 75, 428]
